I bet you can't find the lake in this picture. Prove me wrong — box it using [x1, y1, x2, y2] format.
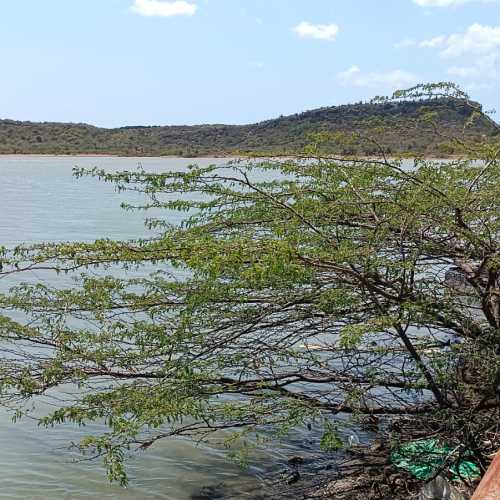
[0, 155, 310, 500]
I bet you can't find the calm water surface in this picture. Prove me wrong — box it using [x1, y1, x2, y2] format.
[0, 156, 304, 500]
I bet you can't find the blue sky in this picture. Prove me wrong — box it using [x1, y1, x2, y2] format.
[0, 0, 498, 127]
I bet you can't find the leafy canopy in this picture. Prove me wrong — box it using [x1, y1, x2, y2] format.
[0, 83, 499, 485]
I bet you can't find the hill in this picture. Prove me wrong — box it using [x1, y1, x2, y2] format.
[0, 98, 497, 156]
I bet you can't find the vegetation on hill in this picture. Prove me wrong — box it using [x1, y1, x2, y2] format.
[0, 92, 498, 157]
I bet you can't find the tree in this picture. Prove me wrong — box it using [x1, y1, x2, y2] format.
[0, 83, 499, 490]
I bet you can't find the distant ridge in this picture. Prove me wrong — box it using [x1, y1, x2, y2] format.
[0, 98, 497, 156]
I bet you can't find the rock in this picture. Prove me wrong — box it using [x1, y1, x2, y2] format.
[280, 469, 301, 485]
[191, 483, 226, 499]
[288, 456, 305, 467]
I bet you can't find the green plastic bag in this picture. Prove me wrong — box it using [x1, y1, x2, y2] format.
[391, 439, 481, 481]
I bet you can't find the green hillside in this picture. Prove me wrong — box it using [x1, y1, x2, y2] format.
[0, 98, 497, 156]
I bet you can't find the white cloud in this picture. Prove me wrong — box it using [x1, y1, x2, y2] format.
[414, 0, 493, 6]
[130, 0, 197, 17]
[294, 22, 339, 41]
[420, 24, 500, 57]
[419, 35, 446, 48]
[418, 25, 500, 85]
[394, 38, 416, 49]
[441, 24, 500, 57]
[447, 53, 499, 79]
[336, 66, 418, 89]
[415, 23, 500, 87]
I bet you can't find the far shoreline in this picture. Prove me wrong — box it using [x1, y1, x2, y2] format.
[0, 152, 470, 160]
[0, 153, 237, 159]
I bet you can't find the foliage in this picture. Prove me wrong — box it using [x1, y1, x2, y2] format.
[0, 95, 497, 157]
[0, 83, 499, 486]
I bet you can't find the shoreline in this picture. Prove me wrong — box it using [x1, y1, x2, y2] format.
[0, 152, 470, 160]
[0, 153, 236, 159]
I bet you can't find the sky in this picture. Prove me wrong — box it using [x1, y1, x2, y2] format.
[0, 0, 499, 127]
